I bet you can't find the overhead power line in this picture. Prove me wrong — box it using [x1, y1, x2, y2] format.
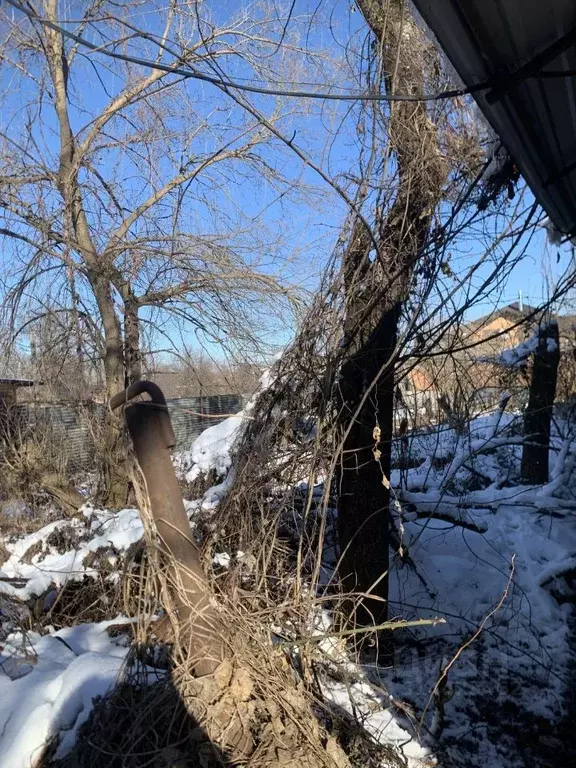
[4, 0, 575, 104]
[1, 0, 491, 103]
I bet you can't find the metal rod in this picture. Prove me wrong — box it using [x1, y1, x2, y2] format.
[486, 24, 576, 104]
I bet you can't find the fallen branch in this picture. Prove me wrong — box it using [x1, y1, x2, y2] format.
[407, 508, 487, 534]
[280, 616, 447, 649]
[401, 488, 576, 513]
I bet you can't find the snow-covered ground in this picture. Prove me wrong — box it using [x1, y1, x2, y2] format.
[0, 417, 431, 766]
[384, 410, 576, 766]
[0, 506, 153, 766]
[0, 620, 133, 768]
[1, 403, 574, 766]
[0, 506, 143, 601]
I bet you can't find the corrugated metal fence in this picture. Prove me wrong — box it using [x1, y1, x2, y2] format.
[13, 394, 249, 469]
[166, 395, 249, 451]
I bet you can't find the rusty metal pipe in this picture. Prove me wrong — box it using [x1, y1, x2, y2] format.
[110, 381, 224, 677]
[109, 380, 168, 412]
[109, 380, 175, 448]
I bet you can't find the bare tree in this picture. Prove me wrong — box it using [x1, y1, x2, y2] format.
[150, 352, 261, 398]
[0, 0, 322, 501]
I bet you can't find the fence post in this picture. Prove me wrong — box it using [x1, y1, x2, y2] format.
[521, 321, 560, 484]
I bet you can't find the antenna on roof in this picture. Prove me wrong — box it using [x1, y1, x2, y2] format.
[518, 289, 524, 312]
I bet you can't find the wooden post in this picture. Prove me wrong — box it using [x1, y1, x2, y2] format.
[521, 321, 560, 484]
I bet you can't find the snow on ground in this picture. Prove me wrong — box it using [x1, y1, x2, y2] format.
[178, 388, 259, 484]
[384, 409, 576, 767]
[310, 611, 435, 766]
[322, 679, 434, 767]
[178, 368, 274, 485]
[183, 413, 246, 483]
[0, 506, 143, 601]
[4, 399, 573, 767]
[0, 619, 135, 767]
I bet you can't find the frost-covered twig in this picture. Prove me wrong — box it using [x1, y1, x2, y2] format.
[402, 487, 576, 513]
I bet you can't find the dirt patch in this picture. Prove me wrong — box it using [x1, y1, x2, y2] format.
[45, 525, 80, 555]
[18, 524, 81, 566]
[20, 539, 43, 564]
[0, 540, 9, 566]
[47, 565, 122, 630]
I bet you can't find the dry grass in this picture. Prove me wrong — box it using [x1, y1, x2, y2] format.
[0, 409, 85, 518]
[38, 458, 404, 768]
[178, 466, 220, 503]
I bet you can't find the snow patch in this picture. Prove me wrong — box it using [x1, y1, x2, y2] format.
[185, 415, 245, 483]
[387, 409, 576, 766]
[0, 507, 143, 600]
[0, 620, 132, 766]
[321, 679, 433, 767]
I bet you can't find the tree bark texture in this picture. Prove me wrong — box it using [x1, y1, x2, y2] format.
[123, 289, 142, 386]
[337, 0, 445, 629]
[338, 304, 399, 628]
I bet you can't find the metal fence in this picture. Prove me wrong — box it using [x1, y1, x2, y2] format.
[166, 395, 249, 451]
[13, 394, 249, 469]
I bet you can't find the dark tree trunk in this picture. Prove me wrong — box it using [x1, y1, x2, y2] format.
[521, 321, 560, 484]
[336, 0, 445, 636]
[338, 303, 399, 628]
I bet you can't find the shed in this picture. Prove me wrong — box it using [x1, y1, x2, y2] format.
[0, 378, 35, 409]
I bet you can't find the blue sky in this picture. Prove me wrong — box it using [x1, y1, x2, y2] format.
[1, 0, 574, 371]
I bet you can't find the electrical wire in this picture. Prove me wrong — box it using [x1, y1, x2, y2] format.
[7, 0, 576, 104]
[1, 0, 495, 103]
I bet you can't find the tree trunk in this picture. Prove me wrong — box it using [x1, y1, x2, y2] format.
[337, 0, 445, 634]
[45, 6, 128, 506]
[123, 288, 142, 386]
[89, 270, 125, 398]
[68, 262, 86, 391]
[338, 304, 399, 629]
[521, 321, 560, 484]
[115, 383, 225, 677]
[87, 272, 129, 508]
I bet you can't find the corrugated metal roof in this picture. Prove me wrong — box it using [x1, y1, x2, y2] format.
[412, 0, 576, 237]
